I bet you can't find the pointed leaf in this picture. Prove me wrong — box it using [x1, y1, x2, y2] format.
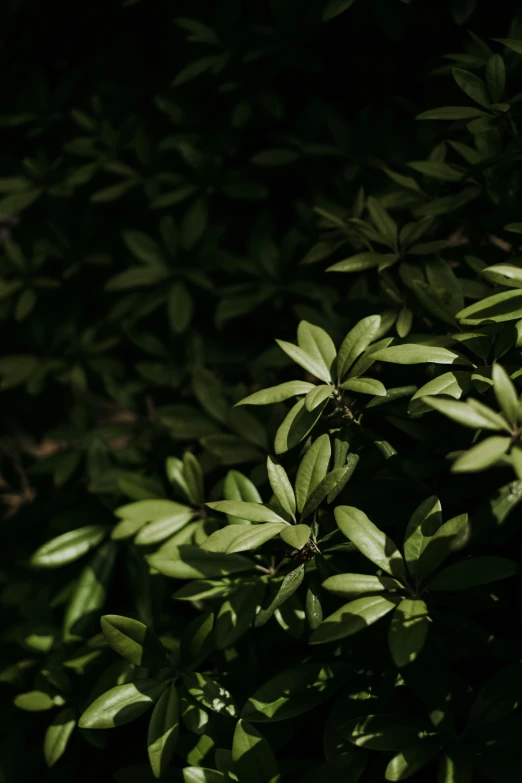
[79, 679, 166, 729]
[452, 436, 511, 472]
[44, 707, 76, 767]
[100, 615, 166, 668]
[266, 456, 296, 518]
[148, 684, 180, 778]
[297, 321, 336, 381]
[428, 556, 517, 591]
[340, 377, 387, 396]
[452, 67, 490, 108]
[274, 398, 328, 455]
[304, 384, 334, 411]
[206, 501, 286, 524]
[388, 599, 429, 668]
[322, 573, 402, 598]
[235, 381, 315, 406]
[337, 315, 382, 379]
[310, 594, 400, 644]
[404, 497, 442, 580]
[335, 506, 408, 582]
[232, 719, 281, 783]
[295, 434, 331, 512]
[280, 525, 311, 550]
[493, 364, 518, 428]
[30, 526, 106, 568]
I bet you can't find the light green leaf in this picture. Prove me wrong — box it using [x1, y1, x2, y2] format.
[409, 371, 471, 415]
[492, 364, 518, 428]
[44, 707, 76, 767]
[343, 714, 426, 751]
[206, 501, 286, 524]
[403, 496, 442, 580]
[295, 434, 331, 513]
[309, 595, 400, 644]
[235, 381, 314, 407]
[183, 768, 226, 783]
[225, 523, 288, 554]
[183, 452, 205, 506]
[115, 499, 187, 521]
[371, 345, 472, 366]
[30, 526, 106, 568]
[337, 315, 382, 379]
[388, 599, 429, 668]
[14, 691, 56, 712]
[274, 398, 328, 455]
[493, 38, 522, 56]
[428, 556, 517, 591]
[223, 470, 262, 525]
[254, 566, 305, 628]
[232, 720, 281, 783]
[280, 524, 311, 550]
[297, 321, 336, 382]
[452, 436, 511, 472]
[266, 456, 296, 518]
[482, 264, 522, 288]
[340, 377, 387, 396]
[135, 507, 196, 546]
[79, 679, 166, 729]
[367, 196, 398, 246]
[304, 384, 334, 411]
[335, 506, 408, 582]
[148, 684, 180, 778]
[322, 573, 402, 599]
[275, 340, 330, 382]
[100, 615, 166, 668]
[148, 546, 253, 579]
[424, 397, 510, 431]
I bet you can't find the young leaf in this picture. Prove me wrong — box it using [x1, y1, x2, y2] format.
[280, 524, 311, 550]
[340, 378, 386, 396]
[275, 340, 330, 383]
[297, 321, 337, 381]
[266, 456, 296, 518]
[423, 397, 510, 431]
[418, 514, 470, 580]
[367, 196, 398, 246]
[44, 707, 76, 767]
[403, 496, 442, 580]
[274, 398, 328, 455]
[457, 289, 522, 324]
[337, 315, 382, 379]
[148, 546, 253, 580]
[371, 345, 471, 366]
[100, 615, 167, 668]
[304, 384, 334, 411]
[147, 684, 180, 778]
[322, 573, 402, 599]
[301, 467, 353, 520]
[492, 364, 518, 428]
[206, 501, 286, 525]
[335, 506, 408, 583]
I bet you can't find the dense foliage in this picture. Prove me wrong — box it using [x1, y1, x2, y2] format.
[4, 1, 522, 781]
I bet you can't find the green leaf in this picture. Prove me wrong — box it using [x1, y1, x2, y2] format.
[492, 364, 518, 428]
[254, 566, 305, 627]
[0, 189, 40, 215]
[148, 546, 253, 579]
[168, 281, 193, 334]
[206, 501, 286, 525]
[232, 720, 281, 782]
[457, 289, 522, 324]
[486, 54, 505, 102]
[309, 594, 400, 644]
[115, 499, 186, 522]
[79, 679, 167, 729]
[482, 264, 522, 288]
[493, 38, 522, 56]
[340, 377, 387, 396]
[274, 398, 328, 455]
[301, 467, 353, 520]
[280, 524, 311, 550]
[275, 340, 331, 382]
[214, 581, 266, 649]
[226, 523, 288, 554]
[403, 496, 442, 580]
[122, 231, 165, 266]
[505, 223, 522, 233]
[105, 267, 172, 290]
[428, 556, 517, 591]
[452, 436, 511, 472]
[335, 506, 408, 582]
[424, 397, 510, 431]
[409, 371, 471, 415]
[183, 672, 237, 717]
[337, 315, 382, 379]
[266, 456, 296, 518]
[100, 615, 166, 668]
[327, 252, 387, 273]
[416, 106, 487, 120]
[371, 345, 471, 366]
[183, 769, 226, 783]
[235, 381, 315, 406]
[452, 67, 490, 108]
[367, 196, 398, 246]
[295, 434, 331, 513]
[408, 161, 463, 182]
[147, 684, 180, 779]
[135, 506, 196, 546]
[63, 542, 117, 642]
[181, 613, 214, 670]
[343, 714, 426, 751]
[183, 452, 205, 506]
[437, 751, 473, 783]
[304, 384, 334, 411]
[14, 691, 56, 712]
[385, 737, 442, 781]
[418, 514, 471, 579]
[388, 599, 429, 668]
[223, 470, 262, 525]
[44, 707, 76, 767]
[323, 573, 401, 599]
[322, 0, 356, 22]
[297, 321, 337, 380]
[242, 663, 348, 722]
[30, 526, 106, 568]
[182, 199, 208, 249]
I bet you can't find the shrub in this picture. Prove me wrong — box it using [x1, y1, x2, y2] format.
[3, 2, 522, 782]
